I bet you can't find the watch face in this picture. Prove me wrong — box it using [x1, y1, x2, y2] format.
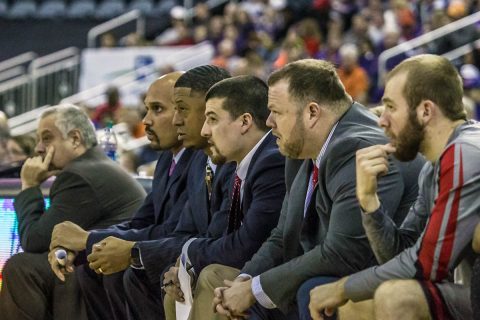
[131, 246, 142, 268]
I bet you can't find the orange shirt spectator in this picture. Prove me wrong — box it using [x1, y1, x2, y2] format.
[338, 65, 369, 102]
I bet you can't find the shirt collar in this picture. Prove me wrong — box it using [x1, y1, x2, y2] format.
[207, 156, 217, 174]
[173, 148, 186, 164]
[236, 130, 270, 180]
[315, 122, 338, 168]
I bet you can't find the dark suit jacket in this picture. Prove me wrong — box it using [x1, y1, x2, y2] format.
[136, 152, 235, 283]
[86, 148, 195, 253]
[15, 147, 146, 253]
[187, 132, 286, 273]
[241, 103, 425, 312]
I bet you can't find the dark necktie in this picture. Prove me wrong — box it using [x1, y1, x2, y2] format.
[227, 174, 242, 233]
[205, 163, 214, 200]
[168, 159, 176, 177]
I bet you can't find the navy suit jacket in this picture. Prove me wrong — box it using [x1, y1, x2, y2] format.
[187, 132, 286, 273]
[86, 148, 195, 254]
[137, 151, 235, 282]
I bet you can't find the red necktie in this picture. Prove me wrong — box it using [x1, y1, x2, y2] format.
[312, 164, 319, 187]
[227, 174, 242, 233]
[304, 163, 319, 215]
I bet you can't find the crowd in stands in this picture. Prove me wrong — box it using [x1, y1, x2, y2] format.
[91, 0, 480, 108]
[67, 0, 478, 175]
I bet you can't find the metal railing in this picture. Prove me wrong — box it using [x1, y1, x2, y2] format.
[0, 48, 80, 117]
[378, 10, 480, 87]
[87, 9, 145, 48]
[29, 47, 80, 111]
[0, 52, 37, 78]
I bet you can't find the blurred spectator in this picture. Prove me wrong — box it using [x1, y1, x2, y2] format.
[9, 135, 36, 162]
[296, 18, 322, 57]
[337, 43, 369, 104]
[343, 14, 369, 46]
[155, 6, 194, 46]
[92, 86, 122, 128]
[273, 26, 308, 69]
[100, 32, 117, 48]
[461, 63, 480, 119]
[116, 108, 145, 139]
[211, 38, 240, 69]
[433, 0, 479, 57]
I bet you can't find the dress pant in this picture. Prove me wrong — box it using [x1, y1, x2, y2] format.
[297, 276, 339, 320]
[166, 264, 296, 320]
[123, 267, 165, 320]
[164, 264, 240, 320]
[76, 264, 127, 320]
[0, 252, 87, 320]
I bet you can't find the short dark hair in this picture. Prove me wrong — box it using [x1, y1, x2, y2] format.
[206, 75, 270, 132]
[268, 59, 351, 114]
[387, 54, 466, 121]
[174, 65, 231, 94]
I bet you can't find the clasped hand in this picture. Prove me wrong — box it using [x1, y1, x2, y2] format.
[87, 236, 135, 275]
[212, 278, 254, 320]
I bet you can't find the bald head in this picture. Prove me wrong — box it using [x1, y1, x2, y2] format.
[143, 71, 184, 151]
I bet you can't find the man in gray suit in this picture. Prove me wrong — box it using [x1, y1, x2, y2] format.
[209, 59, 425, 319]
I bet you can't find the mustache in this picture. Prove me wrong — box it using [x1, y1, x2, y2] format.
[145, 127, 156, 136]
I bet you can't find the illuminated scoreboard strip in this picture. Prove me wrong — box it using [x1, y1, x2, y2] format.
[0, 197, 50, 289]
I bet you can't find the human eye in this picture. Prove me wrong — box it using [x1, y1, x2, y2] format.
[152, 104, 163, 114]
[207, 115, 217, 124]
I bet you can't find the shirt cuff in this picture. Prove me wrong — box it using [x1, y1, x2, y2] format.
[252, 276, 277, 309]
[181, 238, 197, 273]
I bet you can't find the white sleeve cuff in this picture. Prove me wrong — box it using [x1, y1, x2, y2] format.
[181, 238, 197, 273]
[252, 276, 277, 309]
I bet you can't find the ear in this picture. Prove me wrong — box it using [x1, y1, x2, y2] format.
[417, 100, 435, 125]
[239, 113, 254, 134]
[306, 102, 321, 128]
[68, 129, 83, 149]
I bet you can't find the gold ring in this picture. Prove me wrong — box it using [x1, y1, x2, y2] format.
[98, 267, 104, 274]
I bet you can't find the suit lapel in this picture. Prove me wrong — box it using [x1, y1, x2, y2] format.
[284, 160, 309, 256]
[153, 153, 173, 219]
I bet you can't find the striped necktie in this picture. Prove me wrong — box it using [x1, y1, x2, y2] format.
[227, 174, 242, 233]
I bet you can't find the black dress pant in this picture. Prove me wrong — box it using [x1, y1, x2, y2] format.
[0, 252, 87, 320]
[123, 267, 165, 320]
[75, 264, 127, 320]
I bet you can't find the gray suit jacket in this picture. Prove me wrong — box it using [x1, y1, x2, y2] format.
[241, 103, 425, 312]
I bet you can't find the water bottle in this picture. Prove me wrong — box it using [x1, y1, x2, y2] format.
[100, 122, 118, 161]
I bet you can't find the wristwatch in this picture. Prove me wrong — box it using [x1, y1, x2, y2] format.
[130, 243, 144, 269]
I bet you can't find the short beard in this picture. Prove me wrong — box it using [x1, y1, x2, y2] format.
[206, 145, 227, 165]
[280, 118, 305, 158]
[394, 111, 424, 161]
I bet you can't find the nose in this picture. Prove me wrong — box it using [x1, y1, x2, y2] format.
[266, 112, 275, 128]
[142, 111, 152, 126]
[378, 109, 388, 129]
[200, 120, 211, 138]
[35, 141, 45, 155]
[172, 110, 182, 127]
